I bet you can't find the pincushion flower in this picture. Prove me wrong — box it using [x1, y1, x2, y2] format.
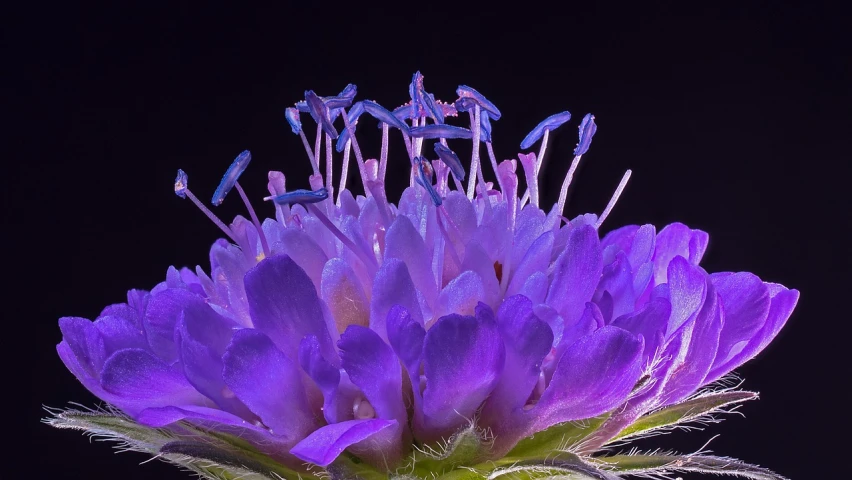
[47, 72, 798, 480]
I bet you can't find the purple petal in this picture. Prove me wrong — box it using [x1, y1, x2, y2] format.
[661, 279, 723, 404]
[507, 231, 554, 298]
[143, 288, 204, 363]
[271, 227, 329, 290]
[461, 242, 501, 309]
[386, 305, 426, 374]
[410, 124, 472, 139]
[370, 258, 423, 340]
[545, 224, 603, 326]
[611, 297, 671, 361]
[482, 295, 553, 421]
[597, 251, 636, 320]
[59, 317, 106, 378]
[706, 285, 798, 383]
[339, 326, 406, 422]
[100, 348, 207, 415]
[175, 302, 248, 416]
[321, 258, 370, 333]
[520, 111, 572, 149]
[385, 215, 439, 308]
[519, 271, 549, 305]
[667, 256, 708, 334]
[299, 334, 356, 424]
[652, 223, 710, 284]
[533, 325, 643, 425]
[421, 304, 505, 441]
[290, 419, 396, 467]
[223, 329, 315, 441]
[707, 272, 771, 374]
[438, 270, 485, 318]
[244, 255, 335, 362]
[94, 315, 148, 355]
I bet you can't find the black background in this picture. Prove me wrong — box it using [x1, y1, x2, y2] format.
[7, 3, 849, 479]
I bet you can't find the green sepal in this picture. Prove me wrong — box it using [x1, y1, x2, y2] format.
[596, 453, 787, 480]
[160, 439, 314, 480]
[408, 423, 489, 476]
[43, 407, 173, 453]
[507, 415, 609, 458]
[326, 454, 391, 480]
[611, 390, 757, 442]
[486, 453, 621, 480]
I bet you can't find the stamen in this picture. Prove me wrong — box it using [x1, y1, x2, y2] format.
[298, 129, 320, 176]
[338, 138, 351, 201]
[362, 100, 410, 133]
[485, 140, 505, 194]
[335, 101, 364, 152]
[555, 153, 584, 217]
[264, 187, 329, 205]
[413, 157, 442, 206]
[518, 152, 539, 207]
[595, 170, 632, 229]
[433, 143, 466, 181]
[409, 124, 472, 139]
[324, 83, 357, 109]
[456, 85, 502, 120]
[574, 113, 597, 155]
[520, 111, 572, 150]
[211, 150, 252, 206]
[234, 182, 270, 258]
[466, 106, 482, 199]
[379, 122, 389, 182]
[325, 133, 334, 200]
[304, 90, 339, 139]
[340, 105, 371, 196]
[174, 169, 238, 243]
[285, 107, 301, 134]
[305, 203, 379, 270]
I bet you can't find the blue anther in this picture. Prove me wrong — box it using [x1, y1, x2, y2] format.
[362, 100, 410, 133]
[266, 187, 329, 206]
[413, 157, 442, 206]
[295, 101, 310, 113]
[305, 90, 340, 139]
[422, 92, 444, 124]
[480, 111, 493, 143]
[433, 143, 466, 181]
[336, 101, 366, 152]
[285, 107, 302, 134]
[211, 150, 252, 206]
[520, 111, 572, 149]
[574, 113, 597, 155]
[325, 83, 358, 109]
[174, 169, 188, 198]
[410, 124, 472, 139]
[456, 85, 502, 120]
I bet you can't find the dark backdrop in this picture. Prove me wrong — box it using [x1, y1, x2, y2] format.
[7, 3, 848, 479]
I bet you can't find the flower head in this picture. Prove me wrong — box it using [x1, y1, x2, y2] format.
[49, 72, 798, 480]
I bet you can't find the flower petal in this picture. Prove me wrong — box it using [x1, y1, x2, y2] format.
[223, 329, 315, 442]
[244, 255, 335, 362]
[546, 224, 603, 326]
[321, 258, 370, 333]
[706, 272, 772, 375]
[421, 304, 505, 442]
[611, 297, 671, 361]
[437, 270, 485, 319]
[289, 418, 397, 467]
[370, 258, 423, 340]
[384, 215, 438, 308]
[652, 223, 709, 284]
[482, 295, 553, 422]
[100, 348, 208, 415]
[534, 325, 643, 425]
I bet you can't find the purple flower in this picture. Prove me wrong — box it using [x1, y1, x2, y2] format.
[50, 74, 797, 480]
